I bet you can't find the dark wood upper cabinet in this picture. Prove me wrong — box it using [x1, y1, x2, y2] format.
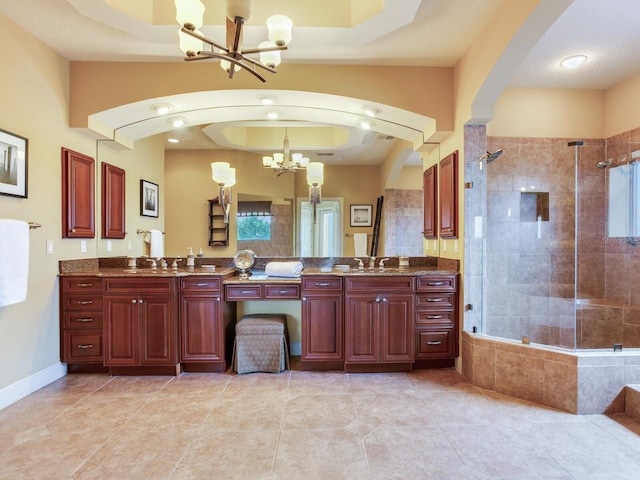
[423, 164, 438, 239]
[101, 162, 126, 239]
[439, 150, 458, 239]
[62, 147, 95, 238]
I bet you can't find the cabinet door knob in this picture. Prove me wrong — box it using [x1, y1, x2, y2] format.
[375, 297, 381, 303]
[131, 299, 137, 304]
[302, 296, 307, 301]
[138, 299, 144, 304]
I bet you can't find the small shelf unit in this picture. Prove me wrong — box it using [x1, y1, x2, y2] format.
[208, 198, 229, 247]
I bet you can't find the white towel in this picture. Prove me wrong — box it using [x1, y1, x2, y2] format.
[265, 261, 303, 278]
[144, 229, 164, 257]
[353, 233, 368, 257]
[0, 219, 29, 307]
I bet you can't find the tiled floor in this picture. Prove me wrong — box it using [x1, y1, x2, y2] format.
[2, 362, 640, 479]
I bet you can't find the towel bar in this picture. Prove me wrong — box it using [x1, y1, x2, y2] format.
[136, 229, 165, 235]
[345, 233, 371, 237]
[28, 222, 41, 229]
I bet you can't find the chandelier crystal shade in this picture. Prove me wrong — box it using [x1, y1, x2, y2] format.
[174, 0, 293, 82]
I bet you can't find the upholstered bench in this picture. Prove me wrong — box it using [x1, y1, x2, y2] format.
[232, 313, 290, 374]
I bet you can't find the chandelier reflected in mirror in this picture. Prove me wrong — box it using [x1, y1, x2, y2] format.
[175, 0, 293, 82]
[262, 127, 310, 176]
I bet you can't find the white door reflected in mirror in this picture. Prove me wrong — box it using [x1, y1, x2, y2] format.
[297, 198, 343, 257]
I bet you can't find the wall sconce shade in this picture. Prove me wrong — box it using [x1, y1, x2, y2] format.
[306, 162, 324, 186]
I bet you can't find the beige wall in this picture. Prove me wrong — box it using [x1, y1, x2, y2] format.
[0, 15, 94, 391]
[605, 71, 640, 138]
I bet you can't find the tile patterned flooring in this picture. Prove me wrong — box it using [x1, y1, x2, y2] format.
[2, 362, 640, 479]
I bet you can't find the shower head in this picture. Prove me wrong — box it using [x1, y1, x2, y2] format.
[479, 149, 504, 164]
[596, 160, 619, 169]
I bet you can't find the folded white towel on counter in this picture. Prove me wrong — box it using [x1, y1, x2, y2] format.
[265, 261, 303, 278]
[144, 229, 164, 257]
[0, 219, 29, 307]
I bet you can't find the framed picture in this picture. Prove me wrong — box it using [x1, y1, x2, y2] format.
[140, 179, 159, 217]
[350, 204, 372, 227]
[0, 128, 28, 198]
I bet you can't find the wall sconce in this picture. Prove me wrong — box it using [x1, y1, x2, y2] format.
[307, 162, 324, 223]
[211, 161, 236, 224]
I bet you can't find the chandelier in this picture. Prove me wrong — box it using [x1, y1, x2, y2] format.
[175, 0, 293, 82]
[262, 128, 310, 176]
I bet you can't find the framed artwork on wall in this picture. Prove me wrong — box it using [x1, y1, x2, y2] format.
[0, 128, 28, 198]
[140, 179, 159, 217]
[439, 150, 459, 238]
[350, 204, 372, 227]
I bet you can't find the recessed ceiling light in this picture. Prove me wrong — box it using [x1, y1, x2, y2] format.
[259, 95, 275, 105]
[267, 111, 279, 120]
[363, 105, 381, 117]
[169, 117, 186, 128]
[167, 138, 180, 143]
[560, 55, 587, 69]
[152, 103, 173, 115]
[358, 119, 374, 130]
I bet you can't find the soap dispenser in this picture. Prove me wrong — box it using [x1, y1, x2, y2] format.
[186, 247, 195, 267]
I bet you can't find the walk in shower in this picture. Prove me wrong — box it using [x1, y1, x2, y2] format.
[471, 136, 640, 350]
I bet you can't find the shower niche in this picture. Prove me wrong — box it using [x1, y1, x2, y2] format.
[520, 191, 549, 222]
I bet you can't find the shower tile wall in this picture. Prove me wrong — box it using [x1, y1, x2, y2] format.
[483, 129, 640, 350]
[383, 188, 423, 256]
[484, 136, 577, 348]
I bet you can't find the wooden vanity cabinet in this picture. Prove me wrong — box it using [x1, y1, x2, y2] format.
[414, 275, 459, 367]
[301, 276, 344, 371]
[179, 276, 235, 372]
[344, 276, 415, 372]
[103, 277, 179, 375]
[60, 276, 105, 371]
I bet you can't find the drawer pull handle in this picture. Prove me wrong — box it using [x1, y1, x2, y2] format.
[426, 315, 442, 319]
[426, 341, 442, 345]
[275, 290, 291, 294]
[77, 283, 94, 287]
[77, 318, 95, 322]
[428, 282, 444, 286]
[77, 344, 94, 349]
[316, 282, 331, 287]
[77, 300, 94, 305]
[239, 290, 254, 294]
[426, 298, 443, 302]
[193, 283, 209, 287]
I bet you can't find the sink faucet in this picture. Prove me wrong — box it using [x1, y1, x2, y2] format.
[157, 258, 168, 269]
[378, 258, 389, 271]
[353, 258, 364, 270]
[368, 256, 376, 269]
[171, 257, 182, 269]
[145, 258, 157, 269]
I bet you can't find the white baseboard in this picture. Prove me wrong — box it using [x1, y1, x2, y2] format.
[290, 341, 301, 356]
[0, 363, 67, 410]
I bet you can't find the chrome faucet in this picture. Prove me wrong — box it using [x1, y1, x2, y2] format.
[353, 258, 364, 270]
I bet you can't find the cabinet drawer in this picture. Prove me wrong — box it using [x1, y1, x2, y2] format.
[302, 276, 343, 291]
[62, 277, 103, 292]
[416, 310, 455, 325]
[416, 328, 455, 358]
[264, 284, 300, 299]
[104, 277, 175, 294]
[415, 276, 456, 292]
[416, 293, 455, 308]
[64, 331, 103, 362]
[180, 277, 221, 293]
[64, 312, 103, 329]
[225, 284, 262, 300]
[63, 294, 103, 310]
[345, 276, 414, 292]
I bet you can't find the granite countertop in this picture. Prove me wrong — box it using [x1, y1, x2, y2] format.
[59, 266, 458, 279]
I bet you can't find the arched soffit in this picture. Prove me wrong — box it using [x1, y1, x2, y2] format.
[88, 89, 437, 151]
[469, 0, 574, 124]
[386, 148, 422, 189]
